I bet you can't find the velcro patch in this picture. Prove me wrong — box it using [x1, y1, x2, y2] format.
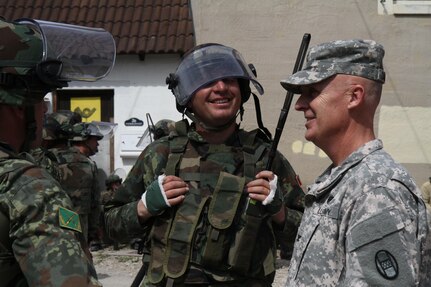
[58, 206, 82, 233]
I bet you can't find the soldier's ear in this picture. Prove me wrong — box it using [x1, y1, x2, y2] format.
[347, 84, 365, 109]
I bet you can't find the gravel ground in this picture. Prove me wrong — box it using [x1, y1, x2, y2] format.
[93, 245, 290, 287]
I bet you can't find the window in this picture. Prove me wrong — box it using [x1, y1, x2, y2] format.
[378, 0, 431, 14]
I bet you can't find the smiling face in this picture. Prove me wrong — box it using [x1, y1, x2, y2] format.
[188, 77, 242, 129]
[294, 75, 352, 150]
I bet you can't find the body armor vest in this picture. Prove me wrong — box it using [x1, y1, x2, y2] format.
[147, 121, 276, 285]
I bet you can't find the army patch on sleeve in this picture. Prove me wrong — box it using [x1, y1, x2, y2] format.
[375, 250, 398, 280]
[58, 206, 82, 233]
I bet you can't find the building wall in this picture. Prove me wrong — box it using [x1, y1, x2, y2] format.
[70, 54, 183, 175]
[190, 0, 431, 186]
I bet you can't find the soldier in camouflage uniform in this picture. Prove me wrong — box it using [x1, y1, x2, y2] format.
[0, 17, 115, 286]
[60, 122, 104, 249]
[105, 43, 305, 286]
[37, 113, 103, 248]
[281, 39, 431, 286]
[99, 174, 123, 250]
[30, 110, 82, 182]
[150, 119, 176, 140]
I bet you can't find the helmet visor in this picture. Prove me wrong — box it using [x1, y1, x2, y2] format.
[173, 45, 264, 106]
[16, 18, 116, 82]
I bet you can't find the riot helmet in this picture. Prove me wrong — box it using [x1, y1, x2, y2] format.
[166, 43, 263, 111]
[0, 17, 115, 152]
[166, 43, 270, 136]
[0, 18, 116, 106]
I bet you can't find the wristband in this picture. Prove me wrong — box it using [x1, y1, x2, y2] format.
[262, 174, 278, 206]
[141, 174, 170, 215]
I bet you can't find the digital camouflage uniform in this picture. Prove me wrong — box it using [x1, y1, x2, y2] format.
[106, 120, 305, 286]
[0, 17, 115, 287]
[285, 140, 430, 286]
[281, 39, 431, 287]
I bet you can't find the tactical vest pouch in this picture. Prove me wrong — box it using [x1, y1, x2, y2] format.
[201, 172, 245, 268]
[228, 210, 263, 274]
[163, 187, 209, 279]
[147, 212, 174, 284]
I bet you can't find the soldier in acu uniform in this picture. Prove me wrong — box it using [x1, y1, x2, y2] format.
[105, 43, 305, 286]
[281, 39, 431, 286]
[0, 17, 115, 286]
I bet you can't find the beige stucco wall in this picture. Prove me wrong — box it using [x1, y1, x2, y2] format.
[190, 0, 431, 186]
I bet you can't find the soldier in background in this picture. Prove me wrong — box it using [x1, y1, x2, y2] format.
[150, 119, 176, 140]
[98, 173, 123, 250]
[31, 110, 82, 181]
[0, 17, 114, 286]
[64, 122, 104, 251]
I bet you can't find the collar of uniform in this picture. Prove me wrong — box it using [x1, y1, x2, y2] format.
[188, 124, 241, 146]
[305, 139, 383, 203]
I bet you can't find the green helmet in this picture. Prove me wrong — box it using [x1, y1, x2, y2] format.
[150, 119, 176, 140]
[0, 19, 46, 105]
[105, 174, 122, 186]
[70, 122, 103, 142]
[42, 110, 82, 140]
[0, 17, 116, 106]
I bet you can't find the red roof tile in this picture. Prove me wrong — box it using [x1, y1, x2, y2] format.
[0, 0, 195, 55]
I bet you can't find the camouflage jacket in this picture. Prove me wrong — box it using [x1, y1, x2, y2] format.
[0, 142, 101, 286]
[285, 139, 431, 287]
[105, 121, 305, 286]
[48, 146, 101, 242]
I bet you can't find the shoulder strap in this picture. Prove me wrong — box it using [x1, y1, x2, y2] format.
[239, 129, 269, 181]
[164, 121, 190, 176]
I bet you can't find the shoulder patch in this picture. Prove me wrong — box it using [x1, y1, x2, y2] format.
[375, 250, 398, 280]
[58, 206, 82, 233]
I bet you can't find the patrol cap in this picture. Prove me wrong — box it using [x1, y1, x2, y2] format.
[168, 43, 264, 106]
[280, 39, 386, 94]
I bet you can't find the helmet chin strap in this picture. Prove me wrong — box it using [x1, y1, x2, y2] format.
[184, 107, 242, 132]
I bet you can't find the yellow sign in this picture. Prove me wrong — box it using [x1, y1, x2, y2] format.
[70, 97, 101, 122]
